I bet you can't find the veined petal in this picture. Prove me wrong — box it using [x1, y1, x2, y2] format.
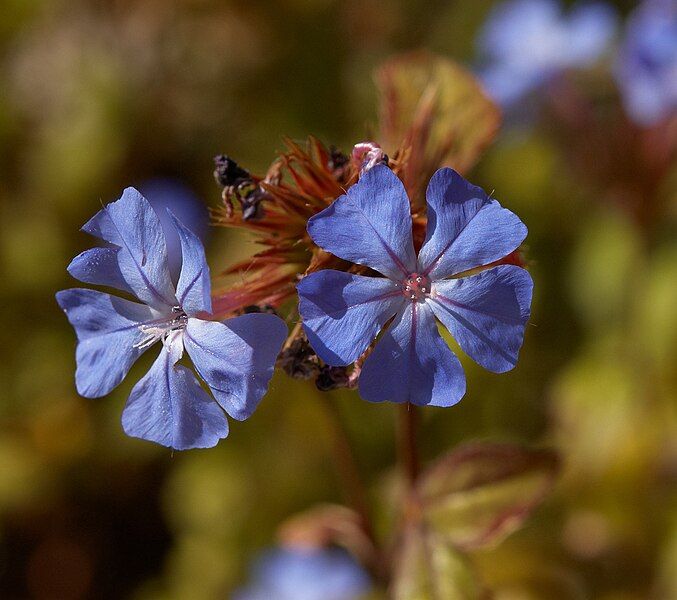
[307, 165, 416, 279]
[56, 288, 156, 398]
[67, 247, 135, 295]
[358, 303, 466, 407]
[82, 187, 177, 310]
[184, 314, 287, 421]
[121, 333, 229, 450]
[169, 211, 212, 316]
[297, 270, 405, 366]
[430, 265, 533, 373]
[418, 168, 527, 279]
[138, 178, 209, 281]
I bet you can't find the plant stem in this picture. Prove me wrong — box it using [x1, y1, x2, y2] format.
[398, 403, 420, 488]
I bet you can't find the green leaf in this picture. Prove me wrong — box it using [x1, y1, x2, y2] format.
[392, 525, 481, 600]
[417, 443, 560, 551]
[375, 51, 500, 205]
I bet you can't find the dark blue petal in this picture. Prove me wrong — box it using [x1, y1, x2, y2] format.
[418, 168, 527, 279]
[121, 334, 229, 450]
[358, 303, 466, 407]
[56, 288, 155, 398]
[67, 247, 135, 294]
[183, 314, 287, 421]
[82, 187, 177, 310]
[298, 270, 405, 366]
[169, 211, 212, 316]
[430, 265, 533, 373]
[307, 165, 416, 279]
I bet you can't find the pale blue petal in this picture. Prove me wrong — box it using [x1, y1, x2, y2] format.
[430, 265, 533, 373]
[297, 270, 405, 366]
[418, 168, 527, 279]
[56, 288, 155, 398]
[121, 336, 229, 450]
[565, 3, 617, 66]
[480, 0, 560, 63]
[358, 303, 466, 407]
[67, 247, 135, 294]
[138, 178, 209, 280]
[169, 211, 212, 316]
[307, 165, 416, 279]
[479, 65, 541, 106]
[614, 0, 677, 126]
[82, 187, 177, 310]
[184, 314, 287, 421]
[234, 547, 370, 600]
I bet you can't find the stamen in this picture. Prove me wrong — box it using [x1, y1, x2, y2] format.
[133, 310, 189, 350]
[400, 272, 431, 303]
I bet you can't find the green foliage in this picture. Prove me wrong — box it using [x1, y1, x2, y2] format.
[392, 527, 479, 600]
[418, 443, 560, 551]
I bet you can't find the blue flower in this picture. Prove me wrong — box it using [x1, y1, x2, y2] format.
[614, 0, 677, 126]
[233, 547, 370, 600]
[477, 0, 617, 106]
[297, 166, 533, 407]
[56, 188, 287, 450]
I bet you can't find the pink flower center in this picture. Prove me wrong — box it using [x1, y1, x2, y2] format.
[401, 273, 431, 302]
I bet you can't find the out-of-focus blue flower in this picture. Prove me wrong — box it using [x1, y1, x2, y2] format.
[56, 188, 287, 450]
[233, 547, 370, 600]
[137, 178, 209, 280]
[615, 0, 677, 126]
[297, 166, 533, 407]
[478, 0, 617, 106]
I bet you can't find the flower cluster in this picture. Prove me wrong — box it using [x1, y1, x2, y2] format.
[58, 51, 534, 450]
[58, 153, 533, 447]
[477, 0, 617, 106]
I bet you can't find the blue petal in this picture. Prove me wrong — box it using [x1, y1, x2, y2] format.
[358, 302, 466, 407]
[234, 547, 371, 600]
[298, 270, 405, 366]
[564, 3, 617, 67]
[138, 178, 209, 280]
[82, 187, 177, 310]
[183, 314, 287, 421]
[169, 211, 212, 316]
[307, 165, 416, 279]
[67, 246, 135, 295]
[430, 265, 533, 373]
[121, 335, 229, 450]
[418, 168, 527, 279]
[478, 65, 542, 107]
[614, 0, 677, 126]
[56, 288, 155, 398]
[479, 0, 560, 63]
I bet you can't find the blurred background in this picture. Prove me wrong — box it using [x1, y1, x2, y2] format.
[0, 0, 675, 598]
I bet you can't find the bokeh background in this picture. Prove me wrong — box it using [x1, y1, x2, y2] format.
[0, 0, 675, 598]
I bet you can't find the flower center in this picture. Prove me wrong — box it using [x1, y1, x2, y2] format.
[401, 273, 431, 302]
[134, 306, 188, 350]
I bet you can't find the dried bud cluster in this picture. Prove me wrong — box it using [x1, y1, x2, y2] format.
[278, 334, 319, 380]
[213, 155, 268, 221]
